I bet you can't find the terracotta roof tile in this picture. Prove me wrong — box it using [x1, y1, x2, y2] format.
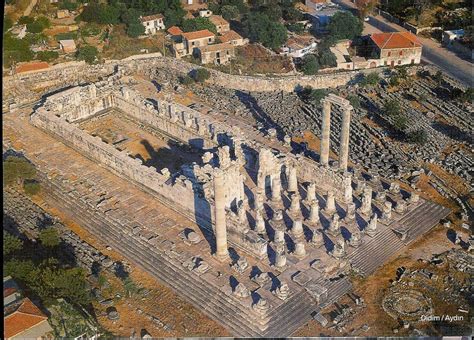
[198, 42, 234, 53]
[209, 15, 229, 27]
[182, 29, 215, 41]
[219, 30, 243, 43]
[370, 32, 422, 49]
[4, 287, 17, 298]
[4, 298, 48, 338]
[167, 26, 183, 35]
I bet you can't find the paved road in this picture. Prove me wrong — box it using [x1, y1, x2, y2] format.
[333, 0, 473, 87]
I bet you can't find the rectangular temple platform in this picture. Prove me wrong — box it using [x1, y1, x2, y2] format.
[3, 71, 451, 336]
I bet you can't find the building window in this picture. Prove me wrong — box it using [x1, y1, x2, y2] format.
[397, 60, 401, 65]
[192, 41, 195, 46]
[347, 64, 350, 69]
[387, 51, 391, 57]
[208, 38, 212, 42]
[384, 60, 387, 66]
[399, 50, 403, 56]
[411, 59, 415, 64]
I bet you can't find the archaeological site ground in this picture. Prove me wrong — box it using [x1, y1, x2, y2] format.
[3, 56, 473, 337]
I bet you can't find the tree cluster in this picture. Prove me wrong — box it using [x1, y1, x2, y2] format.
[242, 12, 287, 50]
[182, 17, 217, 34]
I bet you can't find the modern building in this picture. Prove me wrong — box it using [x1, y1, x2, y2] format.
[219, 30, 247, 47]
[305, 0, 331, 11]
[442, 29, 465, 47]
[4, 276, 53, 340]
[281, 35, 317, 58]
[59, 39, 77, 53]
[197, 43, 235, 64]
[370, 32, 422, 67]
[209, 15, 230, 34]
[307, 6, 344, 32]
[140, 14, 165, 35]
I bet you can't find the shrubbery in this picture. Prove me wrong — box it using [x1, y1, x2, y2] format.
[192, 68, 211, 82]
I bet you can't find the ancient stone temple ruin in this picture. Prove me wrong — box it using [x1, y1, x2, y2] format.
[29, 71, 450, 336]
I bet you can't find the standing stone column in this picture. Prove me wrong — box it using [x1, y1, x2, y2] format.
[359, 187, 372, 216]
[306, 182, 316, 203]
[324, 190, 336, 214]
[288, 166, 298, 192]
[320, 100, 331, 166]
[214, 170, 229, 261]
[271, 172, 282, 204]
[339, 106, 352, 171]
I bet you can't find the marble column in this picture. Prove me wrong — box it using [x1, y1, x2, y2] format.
[214, 170, 229, 261]
[339, 106, 352, 171]
[271, 172, 282, 204]
[324, 190, 336, 214]
[288, 166, 298, 192]
[306, 182, 316, 202]
[343, 174, 353, 203]
[254, 187, 264, 212]
[292, 219, 304, 237]
[307, 200, 320, 224]
[320, 100, 331, 166]
[255, 209, 266, 233]
[359, 187, 372, 216]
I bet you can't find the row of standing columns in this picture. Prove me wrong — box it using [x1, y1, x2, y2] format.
[320, 98, 353, 172]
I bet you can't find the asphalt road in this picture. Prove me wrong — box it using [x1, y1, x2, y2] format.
[332, 0, 473, 87]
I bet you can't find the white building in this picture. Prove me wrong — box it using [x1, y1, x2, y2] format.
[140, 14, 165, 35]
[281, 36, 317, 58]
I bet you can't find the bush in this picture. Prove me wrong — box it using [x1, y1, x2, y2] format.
[308, 89, 328, 104]
[3, 33, 34, 66]
[392, 114, 408, 131]
[18, 16, 34, 25]
[243, 12, 287, 50]
[301, 54, 319, 75]
[286, 23, 305, 34]
[361, 72, 380, 86]
[36, 50, 59, 62]
[76, 45, 98, 64]
[182, 17, 217, 34]
[180, 75, 195, 85]
[192, 68, 211, 82]
[126, 22, 145, 38]
[3, 155, 36, 186]
[39, 228, 60, 248]
[26, 16, 51, 33]
[327, 11, 363, 40]
[383, 99, 401, 116]
[23, 179, 41, 195]
[4, 232, 23, 256]
[60, 0, 78, 11]
[347, 95, 361, 109]
[221, 5, 239, 21]
[407, 129, 428, 144]
[318, 49, 337, 68]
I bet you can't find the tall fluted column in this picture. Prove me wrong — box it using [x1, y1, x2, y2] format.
[320, 100, 331, 166]
[271, 172, 282, 204]
[214, 170, 229, 261]
[339, 106, 352, 171]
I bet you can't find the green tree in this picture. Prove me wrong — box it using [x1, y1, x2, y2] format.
[301, 54, 319, 75]
[221, 5, 239, 21]
[126, 22, 145, 37]
[3, 232, 23, 256]
[327, 12, 363, 40]
[192, 68, 211, 82]
[3, 155, 36, 186]
[361, 72, 380, 86]
[4, 259, 38, 283]
[182, 17, 217, 34]
[180, 75, 195, 85]
[18, 16, 35, 25]
[260, 4, 283, 21]
[383, 99, 401, 116]
[318, 49, 337, 67]
[60, 0, 79, 11]
[393, 114, 408, 131]
[347, 95, 361, 109]
[243, 12, 287, 50]
[39, 228, 60, 248]
[26, 16, 51, 33]
[4, 16, 14, 33]
[283, 7, 303, 22]
[36, 50, 59, 62]
[287, 22, 304, 34]
[309, 89, 328, 104]
[76, 45, 98, 64]
[80, 3, 120, 24]
[23, 180, 41, 195]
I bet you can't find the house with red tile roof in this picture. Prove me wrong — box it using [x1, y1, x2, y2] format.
[370, 32, 422, 67]
[172, 29, 216, 58]
[4, 277, 53, 340]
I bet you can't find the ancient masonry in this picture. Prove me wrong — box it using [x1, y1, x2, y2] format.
[27, 69, 450, 336]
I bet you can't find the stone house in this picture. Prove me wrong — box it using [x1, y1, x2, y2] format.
[59, 39, 77, 53]
[140, 14, 165, 35]
[197, 43, 235, 64]
[219, 30, 247, 47]
[199, 9, 213, 17]
[370, 32, 422, 67]
[173, 29, 216, 58]
[209, 15, 230, 34]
